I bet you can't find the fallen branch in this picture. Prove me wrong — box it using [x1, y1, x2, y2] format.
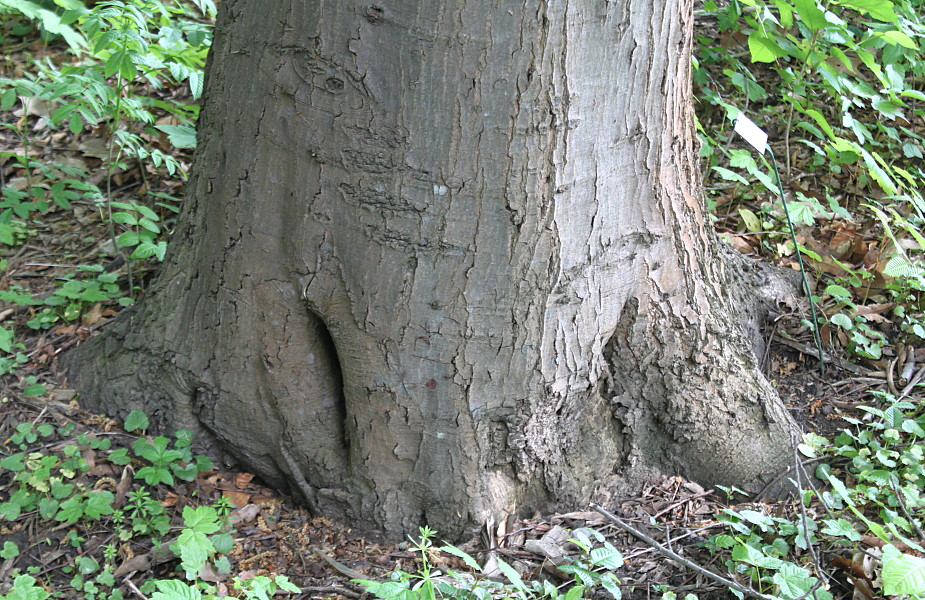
[296, 584, 362, 599]
[590, 503, 778, 600]
[313, 548, 368, 580]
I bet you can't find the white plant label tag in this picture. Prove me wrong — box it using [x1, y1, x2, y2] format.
[734, 114, 768, 154]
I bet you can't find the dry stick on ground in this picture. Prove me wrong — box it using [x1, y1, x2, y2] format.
[790, 431, 827, 600]
[312, 548, 368, 581]
[295, 585, 362, 599]
[890, 477, 925, 543]
[279, 445, 320, 514]
[591, 503, 783, 600]
[899, 365, 925, 399]
[772, 335, 866, 375]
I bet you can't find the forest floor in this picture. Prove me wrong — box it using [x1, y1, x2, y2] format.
[2, 5, 924, 600]
[0, 98, 899, 600]
[0, 355, 880, 600]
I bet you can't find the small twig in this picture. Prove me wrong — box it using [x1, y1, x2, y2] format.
[313, 548, 369, 580]
[280, 445, 320, 514]
[900, 346, 916, 381]
[790, 432, 824, 600]
[650, 489, 715, 520]
[773, 335, 864, 375]
[890, 477, 925, 543]
[590, 503, 778, 600]
[887, 356, 900, 397]
[899, 365, 925, 399]
[296, 584, 363, 599]
[123, 577, 148, 600]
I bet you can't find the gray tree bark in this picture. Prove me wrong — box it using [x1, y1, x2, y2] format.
[66, 0, 796, 537]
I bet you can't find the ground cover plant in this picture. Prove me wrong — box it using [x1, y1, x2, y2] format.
[695, 0, 925, 365]
[2, 0, 925, 599]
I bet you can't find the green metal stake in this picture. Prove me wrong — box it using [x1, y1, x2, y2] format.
[733, 114, 825, 376]
[766, 147, 826, 376]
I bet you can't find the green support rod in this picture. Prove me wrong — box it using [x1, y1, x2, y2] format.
[767, 146, 826, 376]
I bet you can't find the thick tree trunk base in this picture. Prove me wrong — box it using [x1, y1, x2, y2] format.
[65, 261, 798, 538]
[64, 0, 801, 539]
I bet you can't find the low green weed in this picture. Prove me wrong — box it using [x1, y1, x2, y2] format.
[706, 392, 925, 599]
[355, 526, 624, 600]
[0, 408, 301, 600]
[695, 0, 925, 362]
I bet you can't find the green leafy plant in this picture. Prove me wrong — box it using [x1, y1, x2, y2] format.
[356, 526, 624, 600]
[706, 392, 925, 599]
[696, 0, 925, 362]
[0, 574, 52, 600]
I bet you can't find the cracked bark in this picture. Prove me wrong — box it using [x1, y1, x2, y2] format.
[65, 0, 795, 538]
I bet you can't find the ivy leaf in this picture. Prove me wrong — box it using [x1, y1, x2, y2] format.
[55, 496, 84, 523]
[1, 541, 19, 559]
[84, 491, 114, 519]
[124, 410, 149, 433]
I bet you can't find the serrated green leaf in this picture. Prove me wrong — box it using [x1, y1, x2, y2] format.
[0, 453, 25, 472]
[601, 573, 622, 600]
[712, 166, 749, 184]
[175, 528, 215, 579]
[150, 578, 204, 600]
[792, 0, 827, 30]
[590, 544, 623, 570]
[879, 29, 917, 49]
[564, 584, 584, 600]
[182, 505, 221, 533]
[111, 211, 138, 225]
[732, 543, 784, 569]
[824, 284, 852, 301]
[772, 562, 815, 599]
[117, 231, 140, 247]
[84, 491, 114, 519]
[882, 548, 925, 595]
[155, 124, 197, 149]
[833, 0, 897, 22]
[0, 326, 14, 353]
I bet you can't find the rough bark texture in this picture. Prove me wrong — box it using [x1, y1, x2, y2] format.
[66, 0, 796, 538]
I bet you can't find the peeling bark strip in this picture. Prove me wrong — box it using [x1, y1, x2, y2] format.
[66, 0, 794, 537]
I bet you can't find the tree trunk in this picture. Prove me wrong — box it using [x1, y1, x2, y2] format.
[66, 0, 795, 537]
